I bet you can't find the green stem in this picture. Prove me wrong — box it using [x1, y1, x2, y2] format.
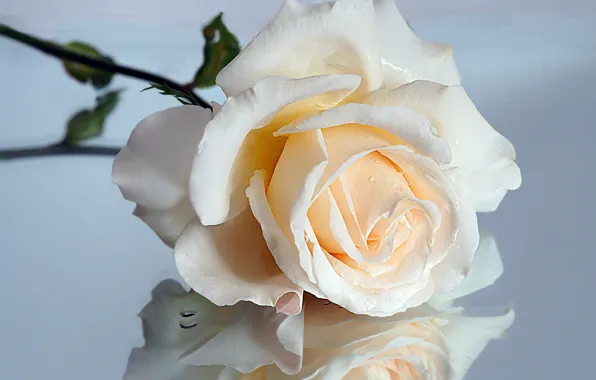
[0, 23, 211, 109]
[0, 143, 121, 160]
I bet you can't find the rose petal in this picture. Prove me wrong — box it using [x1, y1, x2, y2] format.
[341, 152, 427, 245]
[443, 310, 515, 380]
[174, 211, 303, 312]
[380, 147, 480, 294]
[216, 0, 382, 96]
[131, 200, 196, 246]
[429, 169, 480, 294]
[372, 0, 460, 88]
[332, 174, 368, 247]
[191, 74, 361, 226]
[431, 231, 504, 309]
[246, 171, 323, 297]
[266, 129, 331, 287]
[112, 105, 212, 246]
[326, 189, 368, 263]
[276, 292, 303, 316]
[364, 81, 521, 212]
[275, 103, 451, 165]
[312, 245, 433, 317]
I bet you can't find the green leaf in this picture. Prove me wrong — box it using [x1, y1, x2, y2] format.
[62, 41, 115, 89]
[65, 110, 103, 145]
[142, 83, 198, 105]
[90, 56, 116, 89]
[94, 89, 122, 117]
[64, 89, 123, 145]
[193, 13, 240, 88]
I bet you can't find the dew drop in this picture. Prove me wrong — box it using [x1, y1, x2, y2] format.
[369, 176, 377, 183]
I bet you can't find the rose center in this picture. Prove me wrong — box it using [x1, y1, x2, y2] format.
[309, 150, 435, 269]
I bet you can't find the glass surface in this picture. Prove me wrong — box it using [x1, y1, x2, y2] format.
[1, 6, 595, 380]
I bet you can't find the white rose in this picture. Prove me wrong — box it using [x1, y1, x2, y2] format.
[113, 0, 520, 316]
[123, 234, 514, 380]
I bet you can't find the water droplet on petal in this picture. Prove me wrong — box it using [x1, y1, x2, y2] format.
[369, 177, 377, 183]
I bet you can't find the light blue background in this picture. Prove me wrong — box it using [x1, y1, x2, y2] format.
[1, 1, 595, 379]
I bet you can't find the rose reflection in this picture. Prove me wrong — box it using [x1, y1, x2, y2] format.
[123, 233, 513, 380]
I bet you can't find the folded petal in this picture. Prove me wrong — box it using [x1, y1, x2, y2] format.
[248, 130, 332, 296]
[217, 0, 382, 96]
[191, 74, 361, 226]
[380, 148, 480, 294]
[372, 0, 460, 88]
[267, 129, 330, 290]
[113, 106, 212, 246]
[312, 246, 433, 317]
[275, 103, 451, 165]
[428, 169, 479, 295]
[364, 81, 521, 212]
[174, 211, 302, 312]
[246, 171, 323, 298]
[431, 231, 504, 309]
[132, 199, 196, 246]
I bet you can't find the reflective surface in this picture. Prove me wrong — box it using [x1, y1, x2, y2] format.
[2, 11, 596, 380]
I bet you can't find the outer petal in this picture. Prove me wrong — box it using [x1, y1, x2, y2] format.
[443, 310, 515, 380]
[113, 106, 212, 246]
[275, 103, 451, 165]
[191, 74, 361, 226]
[216, 0, 382, 96]
[174, 211, 303, 313]
[131, 199, 195, 246]
[431, 231, 504, 309]
[364, 81, 522, 212]
[428, 169, 480, 294]
[372, 0, 460, 88]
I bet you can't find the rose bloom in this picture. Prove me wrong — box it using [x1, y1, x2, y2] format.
[123, 236, 513, 380]
[113, 0, 520, 316]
